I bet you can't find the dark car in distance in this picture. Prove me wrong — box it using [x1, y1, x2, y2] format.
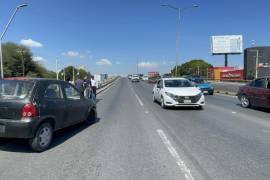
[237, 77, 270, 109]
[0, 78, 97, 152]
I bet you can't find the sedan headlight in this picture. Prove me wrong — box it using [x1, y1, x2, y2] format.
[165, 92, 178, 99]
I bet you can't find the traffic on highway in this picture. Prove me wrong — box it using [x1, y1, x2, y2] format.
[1, 1, 270, 180]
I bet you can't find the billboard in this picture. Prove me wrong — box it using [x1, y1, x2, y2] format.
[211, 35, 243, 55]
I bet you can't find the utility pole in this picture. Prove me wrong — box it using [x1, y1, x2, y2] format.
[161, 4, 199, 77]
[255, 50, 259, 79]
[137, 59, 139, 75]
[63, 67, 66, 81]
[73, 66, 75, 83]
[56, 59, 59, 80]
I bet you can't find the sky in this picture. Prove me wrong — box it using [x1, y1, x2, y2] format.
[0, 0, 270, 75]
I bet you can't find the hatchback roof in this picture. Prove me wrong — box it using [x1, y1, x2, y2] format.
[3, 77, 63, 82]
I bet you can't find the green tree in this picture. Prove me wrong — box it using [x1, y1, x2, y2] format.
[171, 59, 213, 77]
[2, 42, 51, 78]
[58, 66, 91, 81]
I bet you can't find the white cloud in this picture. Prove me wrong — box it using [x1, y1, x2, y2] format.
[62, 51, 80, 57]
[115, 61, 121, 65]
[96, 58, 112, 66]
[21, 39, 43, 48]
[138, 61, 159, 68]
[33, 56, 46, 62]
[62, 50, 92, 59]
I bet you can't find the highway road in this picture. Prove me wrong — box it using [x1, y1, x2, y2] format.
[0, 78, 270, 180]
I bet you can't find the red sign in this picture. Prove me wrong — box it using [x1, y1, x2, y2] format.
[220, 70, 244, 80]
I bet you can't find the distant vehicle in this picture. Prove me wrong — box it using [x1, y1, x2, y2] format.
[0, 78, 97, 152]
[237, 77, 270, 109]
[142, 75, 148, 81]
[131, 74, 140, 82]
[185, 76, 214, 95]
[162, 73, 172, 78]
[148, 75, 161, 84]
[128, 75, 132, 79]
[148, 71, 160, 84]
[152, 78, 205, 109]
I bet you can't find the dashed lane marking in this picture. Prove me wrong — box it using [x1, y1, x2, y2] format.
[135, 94, 144, 106]
[157, 129, 194, 180]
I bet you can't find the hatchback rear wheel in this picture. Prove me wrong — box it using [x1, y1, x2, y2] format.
[240, 94, 251, 108]
[29, 122, 53, 152]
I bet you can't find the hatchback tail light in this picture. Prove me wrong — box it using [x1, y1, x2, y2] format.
[22, 103, 37, 118]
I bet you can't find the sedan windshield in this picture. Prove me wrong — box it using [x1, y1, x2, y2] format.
[164, 79, 194, 88]
[0, 80, 34, 100]
[192, 78, 204, 84]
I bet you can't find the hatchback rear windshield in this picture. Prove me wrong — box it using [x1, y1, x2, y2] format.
[164, 80, 194, 88]
[0, 80, 34, 100]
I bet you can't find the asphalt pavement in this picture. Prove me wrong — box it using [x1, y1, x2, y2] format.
[0, 78, 270, 180]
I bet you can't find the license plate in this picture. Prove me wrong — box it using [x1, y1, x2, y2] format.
[0, 125, 5, 133]
[203, 91, 208, 94]
[184, 100, 191, 104]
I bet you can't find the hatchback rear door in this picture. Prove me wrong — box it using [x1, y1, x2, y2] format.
[0, 80, 34, 120]
[38, 82, 66, 129]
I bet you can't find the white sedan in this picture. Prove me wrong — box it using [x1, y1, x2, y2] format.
[152, 78, 205, 109]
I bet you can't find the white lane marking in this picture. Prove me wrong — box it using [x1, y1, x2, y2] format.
[135, 94, 144, 106]
[232, 111, 237, 114]
[157, 129, 194, 180]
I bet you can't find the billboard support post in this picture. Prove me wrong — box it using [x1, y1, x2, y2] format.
[225, 54, 228, 67]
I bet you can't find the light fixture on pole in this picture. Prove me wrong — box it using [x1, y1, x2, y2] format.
[0, 4, 28, 79]
[161, 3, 198, 77]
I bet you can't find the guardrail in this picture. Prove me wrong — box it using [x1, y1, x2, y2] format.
[96, 76, 119, 94]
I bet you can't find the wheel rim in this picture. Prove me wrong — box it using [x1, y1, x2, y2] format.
[161, 98, 164, 107]
[241, 96, 249, 107]
[39, 127, 52, 147]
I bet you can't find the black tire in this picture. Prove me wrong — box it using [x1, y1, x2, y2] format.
[153, 94, 157, 103]
[209, 91, 214, 95]
[29, 122, 53, 152]
[240, 94, 251, 108]
[85, 109, 97, 125]
[197, 106, 204, 110]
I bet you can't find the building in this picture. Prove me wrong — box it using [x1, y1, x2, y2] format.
[244, 46, 270, 80]
[208, 67, 244, 81]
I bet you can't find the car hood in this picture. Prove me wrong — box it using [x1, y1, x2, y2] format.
[164, 87, 201, 96]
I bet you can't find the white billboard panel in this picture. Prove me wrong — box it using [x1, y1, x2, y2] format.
[211, 35, 243, 54]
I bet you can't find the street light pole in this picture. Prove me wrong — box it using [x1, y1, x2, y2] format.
[0, 4, 28, 79]
[161, 4, 198, 77]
